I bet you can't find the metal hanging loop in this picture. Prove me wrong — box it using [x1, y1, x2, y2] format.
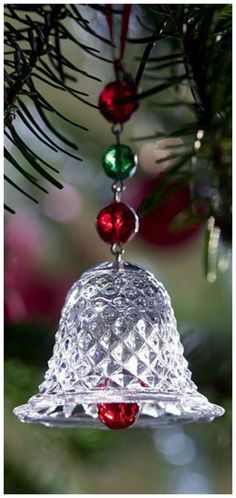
[111, 242, 125, 268]
[112, 181, 125, 202]
[112, 123, 123, 146]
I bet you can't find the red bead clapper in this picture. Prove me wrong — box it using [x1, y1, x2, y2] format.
[96, 201, 139, 245]
[98, 402, 139, 430]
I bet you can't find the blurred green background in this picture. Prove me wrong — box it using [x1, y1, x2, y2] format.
[4, 5, 231, 494]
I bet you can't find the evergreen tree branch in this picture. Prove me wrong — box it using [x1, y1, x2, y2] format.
[4, 4, 103, 211]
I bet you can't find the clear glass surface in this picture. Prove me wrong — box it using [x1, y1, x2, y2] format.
[14, 261, 224, 428]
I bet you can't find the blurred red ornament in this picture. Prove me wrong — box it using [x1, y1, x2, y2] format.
[98, 80, 138, 124]
[4, 275, 70, 324]
[96, 201, 139, 245]
[4, 211, 73, 324]
[97, 402, 139, 430]
[124, 178, 205, 248]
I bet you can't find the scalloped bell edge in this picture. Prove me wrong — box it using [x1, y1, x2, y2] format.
[13, 389, 225, 429]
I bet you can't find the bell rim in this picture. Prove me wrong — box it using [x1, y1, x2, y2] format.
[13, 389, 224, 429]
[12, 411, 222, 430]
[21, 388, 209, 404]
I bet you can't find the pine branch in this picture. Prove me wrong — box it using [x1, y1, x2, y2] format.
[131, 4, 232, 252]
[4, 4, 103, 212]
[5, 5, 64, 123]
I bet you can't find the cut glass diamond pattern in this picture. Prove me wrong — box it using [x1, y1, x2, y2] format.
[14, 261, 224, 428]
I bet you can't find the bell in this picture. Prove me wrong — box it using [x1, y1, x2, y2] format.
[14, 261, 224, 429]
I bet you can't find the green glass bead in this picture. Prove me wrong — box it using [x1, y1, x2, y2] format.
[102, 144, 137, 180]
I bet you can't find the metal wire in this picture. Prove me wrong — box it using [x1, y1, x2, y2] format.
[110, 124, 125, 265]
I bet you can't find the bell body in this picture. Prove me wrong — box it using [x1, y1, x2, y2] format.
[14, 261, 224, 429]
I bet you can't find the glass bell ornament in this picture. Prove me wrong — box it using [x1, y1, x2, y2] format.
[14, 261, 224, 429]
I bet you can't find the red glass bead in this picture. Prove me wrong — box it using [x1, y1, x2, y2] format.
[98, 80, 138, 124]
[96, 201, 139, 245]
[97, 402, 139, 430]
